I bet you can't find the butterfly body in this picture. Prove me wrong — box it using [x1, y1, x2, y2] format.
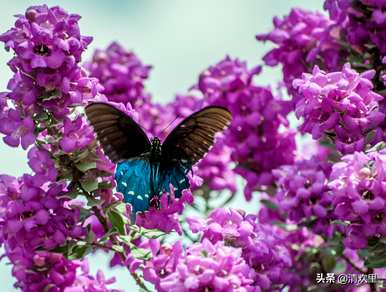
[85, 103, 231, 214]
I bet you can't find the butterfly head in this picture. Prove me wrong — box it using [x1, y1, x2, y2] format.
[150, 137, 162, 160]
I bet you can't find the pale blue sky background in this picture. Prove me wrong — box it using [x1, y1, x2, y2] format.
[0, 1, 323, 291]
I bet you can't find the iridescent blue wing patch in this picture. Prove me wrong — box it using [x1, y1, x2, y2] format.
[115, 159, 153, 213]
[115, 159, 191, 214]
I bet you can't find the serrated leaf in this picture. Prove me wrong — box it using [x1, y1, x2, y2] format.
[76, 161, 97, 172]
[260, 199, 278, 210]
[131, 247, 151, 260]
[108, 209, 126, 235]
[81, 179, 98, 193]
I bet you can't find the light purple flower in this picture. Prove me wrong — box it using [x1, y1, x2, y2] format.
[329, 150, 386, 249]
[60, 116, 94, 152]
[86, 42, 152, 107]
[257, 8, 343, 105]
[136, 189, 194, 234]
[27, 147, 57, 185]
[187, 208, 295, 289]
[144, 238, 256, 292]
[0, 108, 35, 149]
[294, 64, 384, 153]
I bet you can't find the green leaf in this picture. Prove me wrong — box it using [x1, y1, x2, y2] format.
[108, 209, 126, 235]
[365, 257, 386, 268]
[321, 250, 336, 272]
[331, 220, 350, 226]
[116, 235, 133, 246]
[131, 247, 151, 260]
[98, 181, 113, 189]
[86, 196, 100, 207]
[99, 229, 117, 243]
[76, 161, 97, 172]
[141, 229, 166, 239]
[260, 199, 278, 210]
[81, 179, 98, 193]
[114, 202, 127, 214]
[79, 207, 91, 221]
[111, 244, 124, 253]
[67, 244, 92, 260]
[74, 149, 90, 163]
[86, 229, 95, 243]
[59, 190, 80, 199]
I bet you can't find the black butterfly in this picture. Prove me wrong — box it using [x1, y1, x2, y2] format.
[85, 103, 231, 213]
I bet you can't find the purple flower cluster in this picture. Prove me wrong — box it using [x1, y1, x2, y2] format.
[85, 42, 152, 107]
[325, 0, 386, 54]
[0, 105, 36, 149]
[136, 189, 194, 234]
[294, 64, 385, 153]
[329, 150, 386, 249]
[0, 5, 101, 149]
[257, 8, 342, 103]
[60, 116, 95, 153]
[0, 174, 83, 289]
[1, 2, 386, 290]
[0, 6, 121, 291]
[160, 239, 255, 291]
[142, 237, 256, 291]
[259, 155, 334, 237]
[187, 208, 295, 289]
[198, 56, 296, 198]
[25, 251, 119, 292]
[139, 209, 324, 291]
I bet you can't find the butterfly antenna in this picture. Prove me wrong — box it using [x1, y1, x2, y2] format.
[160, 115, 180, 137]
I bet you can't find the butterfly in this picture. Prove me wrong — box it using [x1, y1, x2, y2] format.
[85, 103, 232, 214]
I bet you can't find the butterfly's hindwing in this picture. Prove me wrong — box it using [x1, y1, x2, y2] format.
[85, 103, 151, 163]
[115, 158, 190, 213]
[115, 158, 154, 213]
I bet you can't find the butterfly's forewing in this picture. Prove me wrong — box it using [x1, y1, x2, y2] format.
[85, 103, 151, 163]
[161, 106, 232, 165]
